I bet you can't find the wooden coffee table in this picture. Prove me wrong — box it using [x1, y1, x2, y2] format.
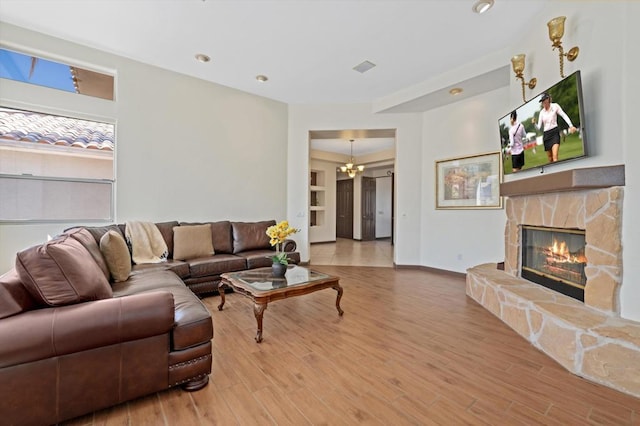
[218, 266, 343, 343]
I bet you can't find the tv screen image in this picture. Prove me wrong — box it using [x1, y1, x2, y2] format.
[499, 70, 587, 175]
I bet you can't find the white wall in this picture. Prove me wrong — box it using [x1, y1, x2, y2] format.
[288, 103, 422, 264]
[420, 87, 508, 272]
[0, 23, 289, 274]
[621, 2, 640, 321]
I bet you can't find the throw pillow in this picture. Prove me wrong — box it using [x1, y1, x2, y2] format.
[173, 225, 214, 260]
[180, 221, 233, 254]
[15, 234, 113, 307]
[100, 230, 132, 282]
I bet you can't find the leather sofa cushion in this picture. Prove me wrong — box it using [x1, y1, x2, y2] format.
[210, 221, 233, 254]
[231, 220, 275, 254]
[0, 268, 39, 319]
[188, 254, 246, 278]
[287, 251, 301, 264]
[0, 291, 174, 368]
[173, 225, 214, 260]
[180, 221, 233, 254]
[237, 250, 301, 269]
[130, 260, 190, 279]
[112, 270, 186, 296]
[110, 271, 212, 351]
[169, 285, 213, 350]
[15, 234, 112, 307]
[100, 230, 132, 282]
[66, 228, 111, 282]
[235, 249, 275, 269]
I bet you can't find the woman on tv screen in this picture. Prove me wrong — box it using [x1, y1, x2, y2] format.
[507, 110, 526, 172]
[533, 92, 577, 163]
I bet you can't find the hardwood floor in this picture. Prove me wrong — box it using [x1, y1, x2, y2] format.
[65, 266, 640, 425]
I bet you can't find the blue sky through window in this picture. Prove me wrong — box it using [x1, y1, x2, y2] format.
[0, 48, 75, 93]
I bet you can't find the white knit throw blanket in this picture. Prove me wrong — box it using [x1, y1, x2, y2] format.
[125, 221, 168, 264]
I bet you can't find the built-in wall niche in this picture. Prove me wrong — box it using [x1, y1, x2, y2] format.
[310, 170, 326, 227]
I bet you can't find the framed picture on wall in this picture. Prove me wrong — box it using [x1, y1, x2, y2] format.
[435, 152, 502, 209]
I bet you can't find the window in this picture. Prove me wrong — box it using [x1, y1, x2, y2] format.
[0, 106, 115, 222]
[0, 48, 115, 100]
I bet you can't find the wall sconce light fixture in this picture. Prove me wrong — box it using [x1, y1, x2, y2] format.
[547, 16, 579, 78]
[511, 54, 537, 102]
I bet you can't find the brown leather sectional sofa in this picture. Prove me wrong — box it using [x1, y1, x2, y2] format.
[85, 220, 299, 296]
[0, 219, 299, 425]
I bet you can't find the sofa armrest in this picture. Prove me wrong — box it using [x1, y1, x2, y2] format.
[0, 291, 175, 368]
[282, 239, 297, 252]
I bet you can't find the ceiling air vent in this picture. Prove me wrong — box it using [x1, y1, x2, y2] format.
[352, 60, 376, 74]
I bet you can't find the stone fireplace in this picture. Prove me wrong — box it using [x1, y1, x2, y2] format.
[504, 180, 622, 313]
[466, 165, 640, 398]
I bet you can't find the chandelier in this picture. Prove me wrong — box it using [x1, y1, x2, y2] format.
[339, 139, 365, 178]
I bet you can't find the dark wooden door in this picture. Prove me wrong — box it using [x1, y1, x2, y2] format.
[336, 179, 353, 239]
[361, 176, 376, 241]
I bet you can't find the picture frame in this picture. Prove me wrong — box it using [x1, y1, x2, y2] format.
[435, 152, 502, 209]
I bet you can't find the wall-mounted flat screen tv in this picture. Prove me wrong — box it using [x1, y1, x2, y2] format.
[499, 70, 587, 175]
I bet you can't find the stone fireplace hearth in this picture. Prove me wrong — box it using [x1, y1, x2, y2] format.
[466, 165, 640, 398]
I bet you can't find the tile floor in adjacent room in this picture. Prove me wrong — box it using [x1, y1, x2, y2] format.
[309, 238, 394, 267]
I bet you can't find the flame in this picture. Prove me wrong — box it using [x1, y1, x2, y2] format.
[548, 238, 586, 263]
[551, 239, 569, 259]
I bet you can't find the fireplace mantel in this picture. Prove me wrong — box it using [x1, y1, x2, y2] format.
[500, 164, 625, 197]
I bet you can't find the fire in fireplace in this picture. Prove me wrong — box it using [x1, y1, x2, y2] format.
[521, 225, 587, 302]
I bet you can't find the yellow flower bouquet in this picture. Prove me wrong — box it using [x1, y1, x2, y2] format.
[266, 220, 299, 265]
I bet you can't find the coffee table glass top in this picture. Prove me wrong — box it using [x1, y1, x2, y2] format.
[225, 265, 330, 291]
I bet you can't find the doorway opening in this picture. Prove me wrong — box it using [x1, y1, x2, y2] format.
[308, 129, 396, 266]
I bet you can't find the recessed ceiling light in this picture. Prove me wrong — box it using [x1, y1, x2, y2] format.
[256, 75, 269, 82]
[472, 0, 494, 14]
[449, 87, 463, 95]
[195, 53, 211, 63]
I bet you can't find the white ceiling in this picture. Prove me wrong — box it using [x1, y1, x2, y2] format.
[311, 138, 394, 157]
[0, 0, 551, 107]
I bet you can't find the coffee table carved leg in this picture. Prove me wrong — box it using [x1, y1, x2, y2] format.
[254, 303, 267, 343]
[217, 282, 227, 311]
[333, 284, 344, 316]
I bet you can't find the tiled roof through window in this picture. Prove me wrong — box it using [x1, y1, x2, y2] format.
[0, 108, 114, 151]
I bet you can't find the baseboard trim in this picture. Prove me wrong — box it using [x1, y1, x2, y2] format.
[310, 240, 337, 245]
[393, 264, 466, 279]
